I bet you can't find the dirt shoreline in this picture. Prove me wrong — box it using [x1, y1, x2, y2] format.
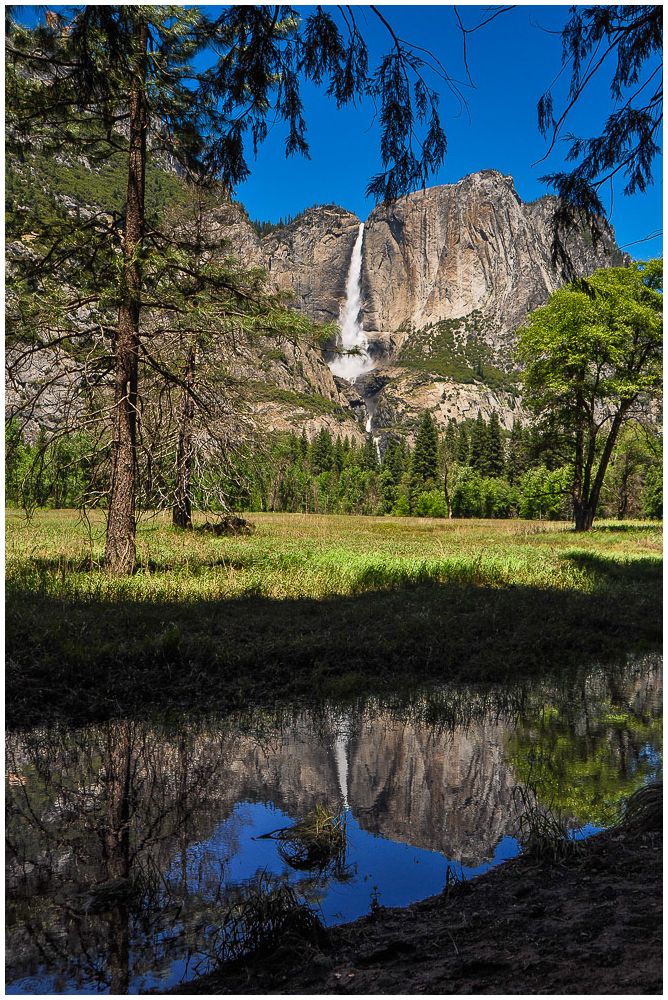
[163, 807, 662, 997]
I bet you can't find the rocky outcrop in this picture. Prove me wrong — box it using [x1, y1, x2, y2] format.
[262, 205, 361, 324]
[200, 202, 266, 268]
[360, 170, 623, 359]
[356, 367, 523, 444]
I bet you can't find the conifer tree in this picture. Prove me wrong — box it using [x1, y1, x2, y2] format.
[409, 410, 439, 505]
[363, 434, 380, 472]
[381, 437, 404, 484]
[506, 419, 527, 485]
[468, 411, 489, 475]
[299, 428, 310, 460]
[456, 423, 469, 464]
[333, 436, 345, 473]
[443, 420, 458, 464]
[486, 411, 505, 478]
[311, 427, 333, 473]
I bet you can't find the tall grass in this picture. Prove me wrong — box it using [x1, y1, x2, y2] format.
[6, 509, 661, 602]
[5, 510, 662, 728]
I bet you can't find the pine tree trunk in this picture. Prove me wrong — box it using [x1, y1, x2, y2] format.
[443, 463, 452, 518]
[104, 19, 147, 574]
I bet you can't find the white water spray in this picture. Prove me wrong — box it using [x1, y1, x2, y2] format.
[365, 413, 382, 463]
[328, 224, 374, 381]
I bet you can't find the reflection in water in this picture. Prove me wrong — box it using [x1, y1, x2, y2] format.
[5, 655, 662, 994]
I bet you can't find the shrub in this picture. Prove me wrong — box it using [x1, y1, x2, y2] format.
[390, 495, 411, 517]
[413, 489, 446, 517]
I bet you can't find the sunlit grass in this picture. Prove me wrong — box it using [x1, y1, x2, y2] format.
[5, 509, 661, 602]
[5, 509, 662, 728]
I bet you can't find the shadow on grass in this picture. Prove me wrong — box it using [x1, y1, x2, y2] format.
[586, 523, 662, 534]
[6, 553, 662, 729]
[563, 549, 663, 579]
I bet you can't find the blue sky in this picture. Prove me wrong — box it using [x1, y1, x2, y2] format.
[229, 5, 662, 261]
[19, 5, 662, 259]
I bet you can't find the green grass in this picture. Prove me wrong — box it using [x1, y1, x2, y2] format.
[6, 510, 662, 728]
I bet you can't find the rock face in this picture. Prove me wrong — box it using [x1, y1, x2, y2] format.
[260, 170, 626, 439]
[262, 205, 361, 324]
[363, 170, 622, 355]
[201, 202, 266, 268]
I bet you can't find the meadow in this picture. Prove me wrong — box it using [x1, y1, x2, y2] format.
[6, 509, 662, 728]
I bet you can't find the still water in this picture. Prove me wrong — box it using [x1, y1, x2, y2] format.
[6, 655, 662, 994]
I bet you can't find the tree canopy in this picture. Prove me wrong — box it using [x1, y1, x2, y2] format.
[516, 259, 662, 530]
[535, 5, 663, 272]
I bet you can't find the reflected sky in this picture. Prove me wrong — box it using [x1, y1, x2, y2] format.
[5, 655, 662, 994]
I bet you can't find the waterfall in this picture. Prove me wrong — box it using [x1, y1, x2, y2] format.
[328, 224, 374, 381]
[365, 413, 382, 462]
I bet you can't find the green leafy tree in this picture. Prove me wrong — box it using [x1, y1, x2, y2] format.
[516, 260, 662, 531]
[518, 465, 572, 521]
[641, 463, 663, 519]
[413, 489, 447, 518]
[601, 424, 662, 520]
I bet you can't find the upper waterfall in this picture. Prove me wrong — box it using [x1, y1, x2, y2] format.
[328, 223, 375, 381]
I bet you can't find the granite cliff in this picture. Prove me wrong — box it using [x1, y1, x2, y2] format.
[261, 169, 626, 439]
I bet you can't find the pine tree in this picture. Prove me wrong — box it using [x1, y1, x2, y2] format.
[409, 411, 439, 505]
[311, 428, 333, 473]
[381, 436, 405, 484]
[333, 436, 345, 473]
[6, 6, 449, 572]
[443, 420, 458, 464]
[363, 434, 379, 471]
[486, 411, 505, 478]
[299, 428, 310, 461]
[469, 412, 489, 475]
[506, 420, 527, 485]
[456, 423, 469, 464]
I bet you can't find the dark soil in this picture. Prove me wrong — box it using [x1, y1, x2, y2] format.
[167, 818, 662, 996]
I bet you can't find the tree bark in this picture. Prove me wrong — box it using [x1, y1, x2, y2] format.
[573, 405, 630, 531]
[443, 463, 452, 518]
[104, 18, 147, 573]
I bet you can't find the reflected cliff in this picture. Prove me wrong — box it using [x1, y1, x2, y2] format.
[5, 655, 662, 994]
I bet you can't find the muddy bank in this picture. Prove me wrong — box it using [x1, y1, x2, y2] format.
[165, 807, 662, 996]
